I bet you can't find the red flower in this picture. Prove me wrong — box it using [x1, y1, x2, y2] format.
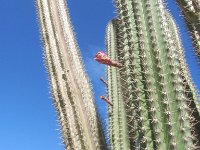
[94, 51, 122, 68]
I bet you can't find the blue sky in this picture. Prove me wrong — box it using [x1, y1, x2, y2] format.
[0, 0, 199, 150]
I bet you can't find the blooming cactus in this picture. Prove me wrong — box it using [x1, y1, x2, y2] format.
[94, 51, 122, 68]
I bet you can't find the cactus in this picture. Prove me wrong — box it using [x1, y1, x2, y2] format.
[175, 0, 200, 59]
[36, 0, 106, 149]
[106, 21, 131, 150]
[35, 0, 200, 149]
[166, 11, 200, 147]
[106, 0, 200, 149]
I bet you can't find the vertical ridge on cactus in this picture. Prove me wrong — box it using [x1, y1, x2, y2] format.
[36, 0, 106, 149]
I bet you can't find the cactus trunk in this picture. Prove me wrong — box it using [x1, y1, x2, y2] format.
[36, 0, 106, 149]
[106, 0, 200, 149]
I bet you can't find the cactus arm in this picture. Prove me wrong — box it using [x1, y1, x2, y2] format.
[146, 1, 195, 148]
[176, 0, 200, 58]
[151, 2, 184, 148]
[54, 2, 108, 148]
[48, 1, 94, 149]
[36, 0, 106, 149]
[166, 10, 200, 114]
[145, 1, 194, 148]
[107, 25, 117, 150]
[114, 19, 137, 148]
[50, 2, 102, 146]
[115, 1, 153, 149]
[114, 0, 172, 149]
[106, 20, 131, 150]
[129, 1, 167, 149]
[107, 56, 114, 150]
[36, 1, 80, 149]
[166, 11, 200, 147]
[132, 1, 171, 149]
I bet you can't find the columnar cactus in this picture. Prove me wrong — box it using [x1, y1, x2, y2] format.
[36, 0, 200, 149]
[166, 12, 200, 146]
[176, 0, 200, 59]
[36, 0, 106, 149]
[106, 0, 200, 149]
[106, 21, 131, 150]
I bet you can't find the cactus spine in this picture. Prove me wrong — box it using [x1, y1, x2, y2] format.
[36, 0, 106, 149]
[106, 0, 200, 149]
[176, 0, 200, 59]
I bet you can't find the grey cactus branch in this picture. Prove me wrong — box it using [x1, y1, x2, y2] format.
[176, 0, 200, 59]
[36, 0, 106, 149]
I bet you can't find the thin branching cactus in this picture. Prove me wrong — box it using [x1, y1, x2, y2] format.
[106, 0, 200, 149]
[36, 0, 106, 149]
[176, 0, 200, 59]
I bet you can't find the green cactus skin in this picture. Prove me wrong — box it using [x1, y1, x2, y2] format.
[106, 0, 200, 149]
[166, 11, 200, 147]
[36, 0, 106, 149]
[176, 0, 200, 59]
[106, 20, 131, 150]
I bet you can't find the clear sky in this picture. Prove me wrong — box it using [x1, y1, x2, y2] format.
[0, 0, 199, 150]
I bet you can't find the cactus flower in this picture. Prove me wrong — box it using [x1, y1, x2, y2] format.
[94, 51, 122, 68]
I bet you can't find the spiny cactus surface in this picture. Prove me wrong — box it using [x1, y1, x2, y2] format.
[106, 21, 131, 150]
[176, 0, 200, 59]
[106, 0, 200, 149]
[36, 0, 200, 149]
[36, 0, 106, 149]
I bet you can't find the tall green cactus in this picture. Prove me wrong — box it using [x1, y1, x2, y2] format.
[36, 0, 106, 149]
[106, 0, 200, 149]
[176, 0, 200, 59]
[106, 21, 131, 150]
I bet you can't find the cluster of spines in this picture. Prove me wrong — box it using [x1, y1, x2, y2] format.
[105, 0, 200, 149]
[176, 0, 200, 59]
[36, 0, 106, 149]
